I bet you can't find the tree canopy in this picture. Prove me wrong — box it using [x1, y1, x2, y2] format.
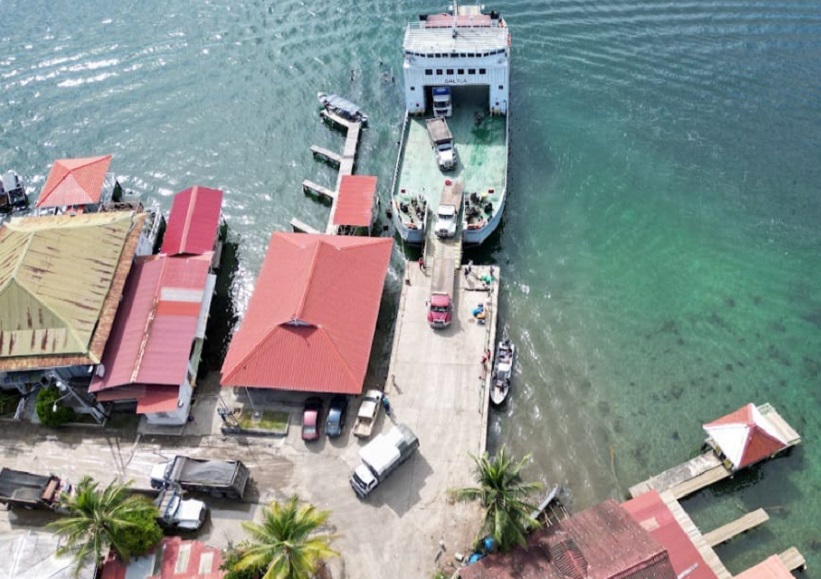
[450, 445, 542, 552]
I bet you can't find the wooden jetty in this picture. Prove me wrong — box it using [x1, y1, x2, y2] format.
[629, 451, 727, 499]
[296, 107, 374, 235]
[627, 403, 805, 577]
[661, 491, 733, 579]
[779, 546, 807, 572]
[702, 508, 769, 547]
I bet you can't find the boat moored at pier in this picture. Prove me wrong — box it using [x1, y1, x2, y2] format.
[391, 3, 510, 247]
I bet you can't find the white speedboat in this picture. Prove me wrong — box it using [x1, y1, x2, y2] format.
[490, 335, 514, 406]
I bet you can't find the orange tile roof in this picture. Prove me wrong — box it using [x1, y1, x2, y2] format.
[36, 155, 112, 208]
[221, 232, 392, 394]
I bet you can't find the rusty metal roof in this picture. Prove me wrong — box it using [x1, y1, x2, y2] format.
[0, 211, 146, 370]
[459, 500, 676, 579]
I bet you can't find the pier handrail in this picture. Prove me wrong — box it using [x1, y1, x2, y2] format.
[388, 110, 410, 210]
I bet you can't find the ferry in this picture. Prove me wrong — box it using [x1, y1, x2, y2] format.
[391, 3, 510, 246]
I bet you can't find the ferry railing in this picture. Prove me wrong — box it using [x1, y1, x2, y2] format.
[388, 110, 410, 215]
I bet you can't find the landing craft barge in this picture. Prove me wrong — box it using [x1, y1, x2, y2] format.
[391, 4, 510, 246]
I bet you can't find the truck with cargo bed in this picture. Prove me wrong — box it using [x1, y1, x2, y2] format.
[350, 424, 419, 498]
[434, 179, 463, 239]
[150, 456, 250, 500]
[352, 389, 383, 439]
[426, 117, 456, 170]
[0, 468, 71, 511]
[428, 257, 456, 329]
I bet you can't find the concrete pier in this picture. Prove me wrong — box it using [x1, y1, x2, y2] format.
[386, 262, 500, 458]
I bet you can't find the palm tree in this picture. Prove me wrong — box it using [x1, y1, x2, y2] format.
[450, 445, 542, 552]
[47, 476, 162, 573]
[230, 495, 338, 579]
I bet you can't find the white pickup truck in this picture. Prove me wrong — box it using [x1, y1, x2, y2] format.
[352, 389, 383, 439]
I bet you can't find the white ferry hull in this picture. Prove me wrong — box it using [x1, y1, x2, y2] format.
[392, 205, 426, 245]
[463, 192, 505, 245]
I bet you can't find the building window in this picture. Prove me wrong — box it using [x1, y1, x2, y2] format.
[425, 69, 433, 75]
[446, 68, 454, 75]
[458, 68, 465, 75]
[479, 68, 486, 74]
[436, 69, 443, 75]
[468, 68, 476, 75]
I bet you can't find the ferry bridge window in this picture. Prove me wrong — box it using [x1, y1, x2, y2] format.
[425, 69, 433, 75]
[436, 69, 443, 75]
[411, 86, 416, 91]
[479, 68, 486, 74]
[446, 69, 454, 75]
[498, 85, 503, 90]
[458, 68, 465, 74]
[468, 68, 476, 75]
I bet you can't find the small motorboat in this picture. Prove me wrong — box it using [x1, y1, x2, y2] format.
[490, 335, 515, 406]
[0, 171, 28, 215]
[317, 92, 368, 125]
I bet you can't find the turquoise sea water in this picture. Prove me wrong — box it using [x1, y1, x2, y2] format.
[2, 0, 820, 574]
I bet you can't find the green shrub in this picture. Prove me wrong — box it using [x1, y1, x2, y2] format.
[35, 386, 76, 427]
[0, 392, 20, 415]
[118, 501, 164, 557]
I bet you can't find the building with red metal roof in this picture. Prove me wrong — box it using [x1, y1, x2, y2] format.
[622, 490, 716, 579]
[89, 252, 216, 425]
[221, 232, 393, 395]
[333, 175, 377, 228]
[100, 536, 225, 579]
[161, 185, 224, 256]
[458, 500, 676, 579]
[36, 155, 113, 209]
[703, 403, 790, 471]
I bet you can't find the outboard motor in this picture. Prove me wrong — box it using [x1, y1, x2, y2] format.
[400, 202, 409, 214]
[484, 202, 493, 214]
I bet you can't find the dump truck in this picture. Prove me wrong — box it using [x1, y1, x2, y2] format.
[0, 468, 72, 511]
[428, 256, 456, 329]
[432, 86, 452, 117]
[426, 117, 456, 170]
[350, 424, 419, 498]
[434, 179, 464, 239]
[150, 456, 250, 500]
[352, 389, 383, 439]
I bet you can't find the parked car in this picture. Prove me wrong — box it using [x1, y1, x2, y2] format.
[302, 397, 323, 441]
[326, 395, 349, 438]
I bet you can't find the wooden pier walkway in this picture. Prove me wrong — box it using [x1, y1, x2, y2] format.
[296, 108, 365, 235]
[629, 451, 728, 499]
[703, 508, 769, 547]
[779, 547, 806, 572]
[661, 491, 732, 579]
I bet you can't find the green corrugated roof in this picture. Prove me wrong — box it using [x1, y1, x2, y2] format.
[0, 212, 138, 359]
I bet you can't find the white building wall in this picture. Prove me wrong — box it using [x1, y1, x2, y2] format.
[403, 53, 510, 114]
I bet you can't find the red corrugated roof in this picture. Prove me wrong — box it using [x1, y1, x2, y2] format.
[136, 386, 181, 413]
[90, 253, 213, 410]
[459, 500, 676, 579]
[735, 555, 794, 579]
[101, 537, 225, 579]
[333, 175, 377, 227]
[36, 155, 112, 208]
[221, 232, 393, 395]
[161, 185, 223, 256]
[703, 403, 788, 469]
[622, 491, 716, 579]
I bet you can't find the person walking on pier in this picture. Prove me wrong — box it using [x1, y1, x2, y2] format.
[418, 257, 426, 272]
